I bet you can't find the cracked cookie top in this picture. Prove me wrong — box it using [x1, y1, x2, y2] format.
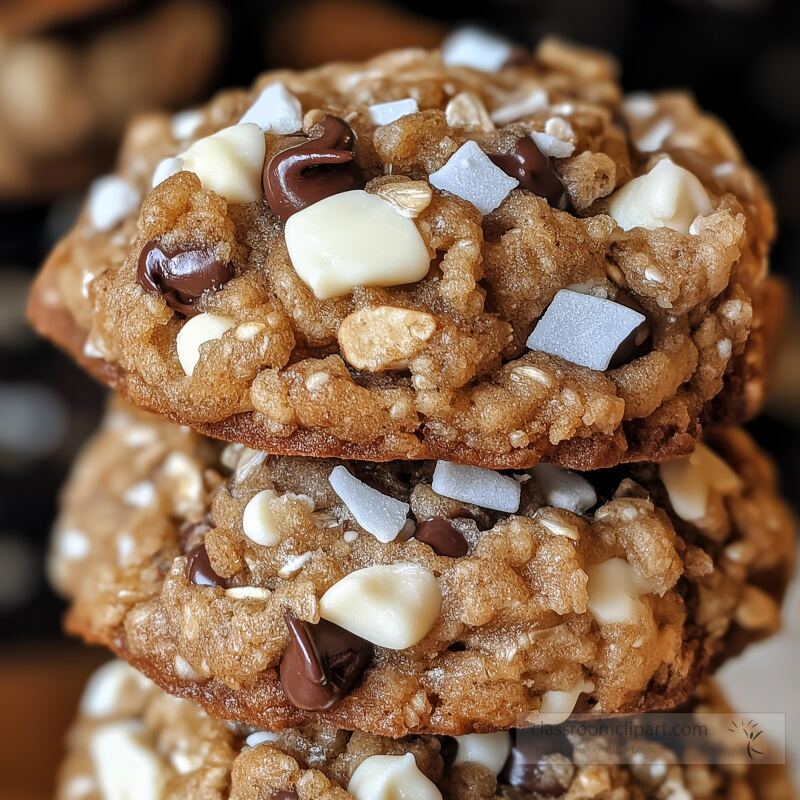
[29, 37, 775, 468]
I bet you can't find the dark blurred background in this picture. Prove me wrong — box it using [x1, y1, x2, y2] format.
[0, 1, 798, 796]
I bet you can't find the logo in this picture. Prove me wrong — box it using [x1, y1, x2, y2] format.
[728, 718, 766, 760]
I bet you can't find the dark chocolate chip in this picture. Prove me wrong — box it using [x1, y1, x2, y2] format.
[186, 543, 228, 588]
[414, 517, 469, 557]
[263, 115, 365, 222]
[137, 240, 234, 317]
[490, 137, 567, 209]
[271, 793, 299, 800]
[607, 291, 651, 368]
[279, 612, 372, 711]
[500, 732, 574, 794]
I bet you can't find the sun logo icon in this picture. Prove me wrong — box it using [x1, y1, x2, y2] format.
[728, 719, 766, 760]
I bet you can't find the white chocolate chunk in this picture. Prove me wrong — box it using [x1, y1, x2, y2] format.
[338, 306, 436, 371]
[530, 464, 597, 514]
[239, 82, 302, 134]
[659, 443, 742, 522]
[87, 175, 140, 232]
[432, 461, 521, 513]
[180, 123, 265, 204]
[586, 558, 654, 625]
[151, 156, 184, 188]
[284, 190, 430, 300]
[89, 721, 169, 800]
[454, 732, 512, 776]
[636, 117, 674, 152]
[441, 27, 516, 72]
[80, 661, 152, 718]
[607, 159, 712, 234]
[537, 679, 594, 725]
[526, 289, 646, 371]
[623, 92, 657, 120]
[176, 313, 234, 376]
[242, 489, 280, 546]
[531, 130, 574, 158]
[349, 753, 442, 800]
[329, 466, 410, 543]
[171, 108, 203, 140]
[429, 140, 518, 215]
[368, 97, 419, 125]
[320, 563, 441, 649]
[245, 730, 280, 747]
[225, 586, 271, 600]
[490, 88, 548, 125]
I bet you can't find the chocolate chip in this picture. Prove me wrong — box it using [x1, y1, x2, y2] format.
[263, 115, 365, 222]
[500, 734, 574, 794]
[279, 612, 372, 711]
[414, 517, 468, 557]
[607, 290, 651, 367]
[137, 240, 234, 317]
[271, 793, 299, 800]
[490, 137, 567, 209]
[186, 543, 228, 588]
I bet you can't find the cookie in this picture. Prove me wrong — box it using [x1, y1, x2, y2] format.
[56, 660, 793, 800]
[0, 0, 225, 200]
[28, 38, 776, 469]
[49, 403, 794, 737]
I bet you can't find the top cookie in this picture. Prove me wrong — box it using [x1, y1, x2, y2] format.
[28, 35, 776, 468]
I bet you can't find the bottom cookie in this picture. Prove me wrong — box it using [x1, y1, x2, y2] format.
[56, 660, 793, 800]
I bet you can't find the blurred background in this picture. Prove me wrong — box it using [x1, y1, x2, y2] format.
[0, 0, 798, 796]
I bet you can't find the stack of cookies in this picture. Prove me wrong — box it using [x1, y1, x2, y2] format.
[29, 29, 795, 800]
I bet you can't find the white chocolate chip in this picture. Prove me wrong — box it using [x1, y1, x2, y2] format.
[636, 117, 675, 152]
[349, 753, 442, 800]
[441, 27, 516, 72]
[87, 175, 140, 232]
[432, 461, 521, 513]
[242, 489, 280, 546]
[278, 552, 313, 578]
[80, 661, 152, 718]
[454, 732, 512, 776]
[338, 306, 436, 371]
[284, 190, 430, 300]
[623, 93, 657, 119]
[368, 98, 419, 125]
[89, 722, 169, 800]
[123, 480, 157, 509]
[245, 730, 280, 747]
[176, 312, 234, 376]
[607, 159, 712, 234]
[225, 586, 272, 600]
[429, 140, 518, 215]
[658, 443, 742, 522]
[151, 156, 184, 188]
[538, 678, 594, 725]
[526, 289, 647, 371]
[445, 92, 495, 132]
[239, 82, 303, 134]
[490, 87, 549, 125]
[171, 108, 203, 140]
[531, 131, 575, 159]
[319, 563, 441, 649]
[55, 528, 89, 560]
[586, 558, 654, 625]
[530, 464, 597, 514]
[328, 465, 410, 543]
[180, 123, 265, 204]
